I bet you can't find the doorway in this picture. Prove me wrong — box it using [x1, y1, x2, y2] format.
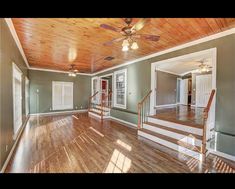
[150, 48, 217, 152]
[101, 79, 109, 106]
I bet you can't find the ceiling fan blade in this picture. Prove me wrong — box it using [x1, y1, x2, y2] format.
[134, 34, 160, 41]
[100, 24, 120, 32]
[103, 37, 126, 46]
[131, 18, 151, 32]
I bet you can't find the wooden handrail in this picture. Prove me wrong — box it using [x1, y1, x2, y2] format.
[89, 91, 99, 99]
[203, 89, 216, 119]
[138, 90, 152, 106]
[201, 89, 216, 154]
[88, 91, 99, 111]
[138, 90, 152, 129]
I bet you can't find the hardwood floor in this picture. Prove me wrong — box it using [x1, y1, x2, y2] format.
[153, 105, 205, 127]
[6, 113, 235, 173]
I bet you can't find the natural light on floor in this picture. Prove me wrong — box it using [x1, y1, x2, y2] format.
[116, 139, 132, 151]
[89, 127, 104, 137]
[104, 149, 132, 173]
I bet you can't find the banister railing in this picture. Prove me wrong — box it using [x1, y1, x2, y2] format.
[201, 89, 216, 154]
[88, 91, 99, 112]
[100, 91, 112, 120]
[138, 90, 152, 129]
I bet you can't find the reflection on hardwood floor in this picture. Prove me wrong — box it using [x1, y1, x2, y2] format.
[5, 113, 235, 173]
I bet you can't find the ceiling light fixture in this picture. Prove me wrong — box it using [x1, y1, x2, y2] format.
[68, 64, 78, 77]
[122, 39, 129, 51]
[131, 41, 139, 50]
[196, 62, 210, 73]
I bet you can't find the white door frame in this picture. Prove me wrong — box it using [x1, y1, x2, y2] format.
[91, 76, 100, 104]
[150, 48, 217, 145]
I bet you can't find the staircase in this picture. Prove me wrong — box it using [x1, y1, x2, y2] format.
[88, 104, 110, 119]
[88, 91, 112, 120]
[137, 89, 215, 161]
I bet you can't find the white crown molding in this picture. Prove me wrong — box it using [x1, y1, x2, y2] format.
[4, 18, 30, 69]
[5, 18, 235, 76]
[156, 68, 181, 76]
[29, 67, 92, 76]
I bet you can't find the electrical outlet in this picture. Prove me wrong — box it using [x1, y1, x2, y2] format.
[50, 107, 52, 111]
[75, 106, 78, 109]
[80, 106, 83, 109]
[6, 145, 8, 152]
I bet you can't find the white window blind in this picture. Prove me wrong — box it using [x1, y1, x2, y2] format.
[52, 81, 73, 110]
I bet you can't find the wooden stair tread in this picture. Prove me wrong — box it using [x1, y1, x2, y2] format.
[148, 116, 204, 129]
[144, 122, 203, 140]
[139, 128, 201, 153]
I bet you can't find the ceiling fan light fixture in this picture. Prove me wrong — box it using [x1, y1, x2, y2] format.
[122, 39, 129, 47]
[131, 41, 139, 50]
[122, 45, 129, 52]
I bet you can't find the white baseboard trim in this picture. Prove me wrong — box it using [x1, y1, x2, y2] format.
[155, 104, 177, 108]
[0, 115, 30, 173]
[208, 149, 235, 162]
[30, 109, 88, 116]
[110, 116, 137, 129]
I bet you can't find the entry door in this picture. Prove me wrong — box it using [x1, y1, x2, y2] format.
[91, 77, 100, 104]
[196, 74, 212, 107]
[180, 79, 188, 105]
[101, 79, 108, 106]
[13, 63, 23, 137]
[25, 77, 29, 116]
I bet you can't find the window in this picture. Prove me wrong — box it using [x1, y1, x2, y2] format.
[25, 77, 29, 115]
[52, 81, 73, 110]
[12, 63, 23, 138]
[114, 69, 127, 109]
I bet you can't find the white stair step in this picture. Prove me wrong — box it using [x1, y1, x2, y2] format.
[143, 123, 202, 147]
[138, 129, 203, 161]
[88, 111, 110, 119]
[95, 105, 110, 111]
[147, 117, 203, 136]
[91, 108, 110, 116]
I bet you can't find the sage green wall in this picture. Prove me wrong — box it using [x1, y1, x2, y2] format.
[29, 70, 91, 114]
[0, 19, 29, 170]
[156, 71, 178, 105]
[95, 34, 235, 156]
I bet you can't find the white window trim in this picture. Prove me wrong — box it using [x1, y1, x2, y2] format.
[25, 77, 30, 116]
[114, 69, 127, 109]
[12, 62, 23, 139]
[52, 81, 74, 111]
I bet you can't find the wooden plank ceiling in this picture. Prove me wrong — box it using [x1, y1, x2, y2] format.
[12, 18, 235, 74]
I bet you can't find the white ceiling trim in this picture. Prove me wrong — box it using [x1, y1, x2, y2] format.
[156, 68, 181, 76]
[5, 18, 235, 76]
[29, 67, 92, 76]
[4, 18, 30, 69]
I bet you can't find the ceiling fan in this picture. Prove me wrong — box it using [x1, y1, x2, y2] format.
[100, 18, 160, 51]
[194, 59, 212, 73]
[68, 64, 78, 77]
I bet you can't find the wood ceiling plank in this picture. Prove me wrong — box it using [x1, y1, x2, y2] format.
[12, 18, 235, 73]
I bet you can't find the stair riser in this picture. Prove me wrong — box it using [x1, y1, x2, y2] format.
[95, 105, 110, 111]
[88, 112, 110, 119]
[138, 130, 203, 161]
[143, 124, 202, 147]
[147, 117, 203, 136]
[91, 109, 109, 116]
